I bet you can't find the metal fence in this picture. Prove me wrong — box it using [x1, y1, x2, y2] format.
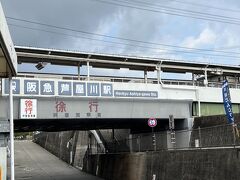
[89, 123, 240, 154]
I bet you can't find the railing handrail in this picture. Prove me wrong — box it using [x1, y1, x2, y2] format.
[2, 74, 240, 89]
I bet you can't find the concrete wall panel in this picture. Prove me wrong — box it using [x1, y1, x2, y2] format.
[84, 149, 240, 180]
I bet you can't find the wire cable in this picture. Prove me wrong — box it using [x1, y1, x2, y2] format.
[117, 0, 240, 22]
[8, 23, 240, 60]
[7, 17, 240, 56]
[166, 0, 240, 13]
[91, 0, 240, 26]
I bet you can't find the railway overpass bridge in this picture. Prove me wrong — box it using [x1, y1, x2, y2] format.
[1, 47, 240, 179]
[0, 47, 240, 147]
[0, 10, 239, 180]
[1, 76, 194, 132]
[0, 74, 240, 133]
[2, 2, 240, 178]
[1, 46, 240, 133]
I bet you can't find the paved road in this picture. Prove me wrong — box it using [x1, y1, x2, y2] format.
[9, 141, 103, 180]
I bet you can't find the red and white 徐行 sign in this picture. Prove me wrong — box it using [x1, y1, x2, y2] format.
[20, 99, 37, 119]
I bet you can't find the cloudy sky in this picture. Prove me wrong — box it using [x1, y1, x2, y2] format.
[2, 0, 240, 76]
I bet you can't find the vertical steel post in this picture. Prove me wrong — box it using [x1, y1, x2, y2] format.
[198, 126, 202, 148]
[159, 62, 162, 85]
[9, 76, 15, 180]
[192, 73, 195, 86]
[112, 128, 115, 152]
[204, 69, 208, 87]
[235, 75, 237, 88]
[70, 150, 73, 165]
[144, 70, 147, 84]
[232, 124, 236, 146]
[152, 127, 156, 151]
[157, 67, 160, 84]
[198, 102, 201, 117]
[197, 89, 201, 117]
[129, 134, 133, 153]
[77, 63, 80, 80]
[87, 61, 90, 81]
[138, 135, 141, 152]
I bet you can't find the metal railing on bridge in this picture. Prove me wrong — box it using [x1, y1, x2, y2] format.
[3, 73, 240, 89]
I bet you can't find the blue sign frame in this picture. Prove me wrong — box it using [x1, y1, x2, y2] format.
[40, 81, 55, 95]
[24, 80, 39, 95]
[87, 83, 100, 96]
[73, 82, 86, 96]
[4, 79, 20, 94]
[58, 81, 72, 96]
[101, 83, 113, 96]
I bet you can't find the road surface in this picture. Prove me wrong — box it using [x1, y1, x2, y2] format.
[9, 141, 103, 180]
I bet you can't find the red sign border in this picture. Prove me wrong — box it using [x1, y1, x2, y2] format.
[148, 117, 157, 128]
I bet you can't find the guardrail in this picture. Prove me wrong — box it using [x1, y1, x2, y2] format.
[2, 75, 240, 90]
[24, 73, 240, 88]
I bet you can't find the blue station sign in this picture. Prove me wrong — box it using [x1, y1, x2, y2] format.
[2, 78, 158, 99]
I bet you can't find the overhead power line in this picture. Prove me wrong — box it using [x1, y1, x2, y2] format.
[91, 0, 240, 26]
[8, 23, 240, 60]
[7, 16, 240, 56]
[166, 0, 240, 13]
[117, 0, 240, 22]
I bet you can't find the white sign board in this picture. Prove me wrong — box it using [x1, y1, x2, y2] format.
[0, 2, 17, 77]
[20, 99, 37, 119]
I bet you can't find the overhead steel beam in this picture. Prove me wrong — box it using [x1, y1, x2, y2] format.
[17, 52, 157, 70]
[15, 46, 240, 75]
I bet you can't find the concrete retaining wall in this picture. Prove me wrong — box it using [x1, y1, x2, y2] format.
[34, 131, 91, 167]
[83, 148, 240, 180]
[34, 131, 76, 164]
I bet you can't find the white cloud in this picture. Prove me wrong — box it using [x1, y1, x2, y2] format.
[181, 27, 217, 48]
[214, 26, 240, 50]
